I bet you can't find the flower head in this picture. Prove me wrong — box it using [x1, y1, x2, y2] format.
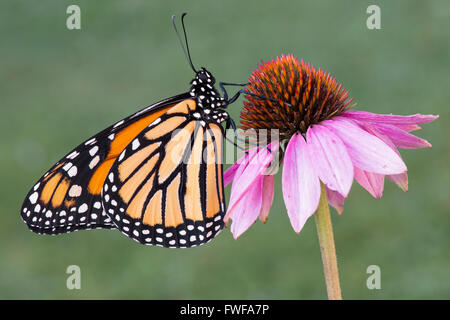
[241, 54, 353, 139]
[225, 54, 438, 238]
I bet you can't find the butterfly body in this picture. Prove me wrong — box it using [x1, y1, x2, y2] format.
[188, 68, 229, 124]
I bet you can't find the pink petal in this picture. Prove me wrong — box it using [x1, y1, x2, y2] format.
[387, 173, 408, 192]
[342, 110, 439, 125]
[393, 124, 422, 132]
[250, 140, 279, 169]
[354, 166, 384, 198]
[224, 159, 242, 187]
[369, 123, 432, 149]
[259, 174, 274, 223]
[357, 120, 399, 151]
[356, 121, 409, 192]
[228, 176, 263, 239]
[322, 117, 407, 175]
[282, 133, 321, 233]
[226, 148, 273, 216]
[326, 187, 345, 215]
[224, 156, 249, 224]
[307, 125, 354, 197]
[225, 142, 279, 222]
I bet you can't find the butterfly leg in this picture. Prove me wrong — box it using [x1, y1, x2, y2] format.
[220, 82, 292, 107]
[224, 117, 245, 150]
[219, 83, 283, 149]
[225, 116, 236, 132]
[224, 116, 263, 150]
[219, 82, 248, 105]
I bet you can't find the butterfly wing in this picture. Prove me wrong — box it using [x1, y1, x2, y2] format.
[102, 99, 226, 248]
[21, 93, 190, 235]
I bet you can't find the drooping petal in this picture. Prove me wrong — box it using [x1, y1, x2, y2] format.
[392, 124, 422, 132]
[322, 117, 407, 175]
[354, 166, 385, 198]
[259, 174, 274, 223]
[356, 121, 409, 192]
[369, 123, 432, 149]
[223, 156, 248, 224]
[228, 176, 263, 239]
[282, 133, 321, 233]
[307, 124, 354, 197]
[225, 141, 279, 222]
[387, 173, 408, 192]
[342, 110, 439, 125]
[326, 187, 345, 215]
[224, 159, 242, 187]
[250, 140, 280, 176]
[226, 147, 273, 216]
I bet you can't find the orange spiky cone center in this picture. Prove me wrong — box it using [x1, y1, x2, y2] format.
[240, 54, 354, 140]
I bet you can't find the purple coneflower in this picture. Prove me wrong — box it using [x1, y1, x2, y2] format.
[224, 54, 438, 299]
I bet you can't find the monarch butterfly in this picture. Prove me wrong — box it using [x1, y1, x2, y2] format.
[20, 14, 246, 248]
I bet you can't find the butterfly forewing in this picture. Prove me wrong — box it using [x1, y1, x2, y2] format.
[102, 99, 226, 248]
[21, 93, 189, 235]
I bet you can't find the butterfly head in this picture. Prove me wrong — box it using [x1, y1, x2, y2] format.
[195, 67, 215, 84]
[189, 67, 225, 109]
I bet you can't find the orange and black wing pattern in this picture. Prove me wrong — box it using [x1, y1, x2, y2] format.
[102, 99, 226, 247]
[21, 93, 189, 235]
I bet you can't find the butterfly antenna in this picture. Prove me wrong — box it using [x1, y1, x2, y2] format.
[180, 13, 197, 73]
[172, 13, 197, 73]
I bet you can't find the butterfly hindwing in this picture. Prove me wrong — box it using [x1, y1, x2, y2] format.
[21, 93, 190, 235]
[102, 99, 226, 248]
[21, 141, 115, 235]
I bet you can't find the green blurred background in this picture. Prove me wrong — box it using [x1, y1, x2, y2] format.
[1, 0, 449, 299]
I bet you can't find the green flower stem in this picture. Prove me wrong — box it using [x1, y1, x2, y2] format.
[314, 183, 342, 300]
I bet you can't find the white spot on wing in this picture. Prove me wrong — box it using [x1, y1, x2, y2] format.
[89, 146, 99, 156]
[78, 203, 88, 213]
[149, 118, 161, 127]
[118, 151, 126, 162]
[68, 166, 78, 177]
[63, 162, 73, 171]
[67, 151, 79, 159]
[89, 155, 100, 169]
[113, 120, 124, 128]
[132, 139, 140, 150]
[29, 192, 38, 204]
[68, 185, 82, 197]
[85, 138, 96, 145]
